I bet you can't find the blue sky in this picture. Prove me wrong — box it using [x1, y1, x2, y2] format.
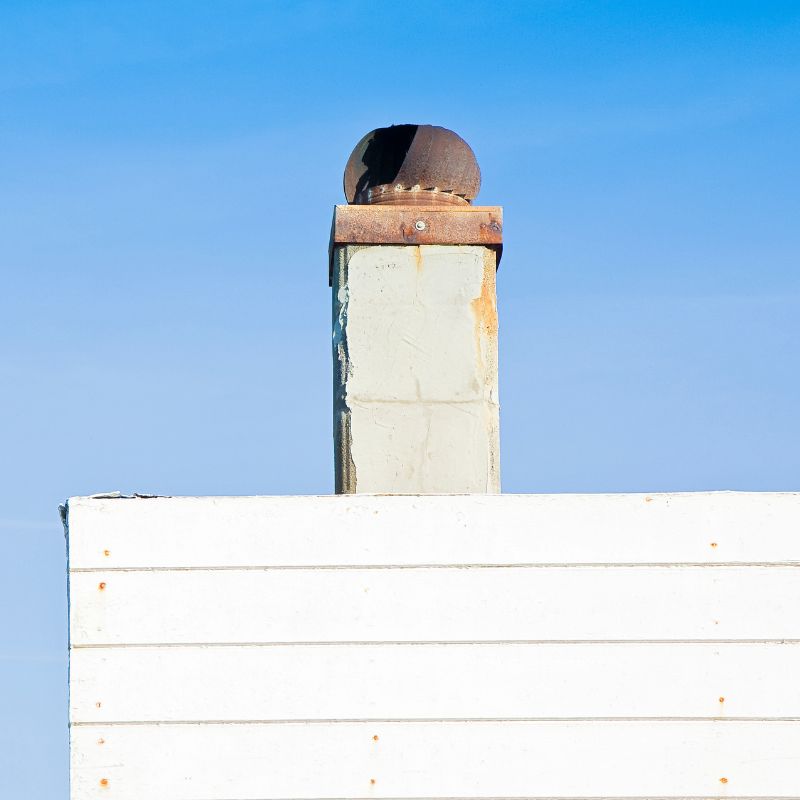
[1, 1, 798, 795]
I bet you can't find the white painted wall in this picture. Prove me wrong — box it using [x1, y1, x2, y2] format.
[67, 492, 800, 799]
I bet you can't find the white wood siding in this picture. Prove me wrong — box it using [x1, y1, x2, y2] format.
[67, 492, 800, 799]
[70, 565, 800, 644]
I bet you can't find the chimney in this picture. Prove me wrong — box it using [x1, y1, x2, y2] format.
[331, 125, 502, 494]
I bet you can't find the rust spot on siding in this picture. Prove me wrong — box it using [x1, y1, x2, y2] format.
[97, 738, 105, 745]
[644, 496, 653, 503]
[370, 778, 376, 785]
[100, 778, 109, 787]
[373, 735, 379, 741]
[711, 542, 718, 548]
[413, 246, 423, 272]
[720, 777, 728, 784]
[719, 696, 725, 703]
[103, 549, 110, 557]
[95, 702, 102, 708]
[98, 582, 106, 591]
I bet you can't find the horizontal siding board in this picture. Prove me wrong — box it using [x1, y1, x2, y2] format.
[68, 492, 800, 799]
[70, 642, 800, 722]
[67, 492, 800, 569]
[70, 566, 800, 645]
[70, 720, 800, 799]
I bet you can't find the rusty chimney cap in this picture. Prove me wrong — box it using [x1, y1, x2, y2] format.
[344, 124, 481, 207]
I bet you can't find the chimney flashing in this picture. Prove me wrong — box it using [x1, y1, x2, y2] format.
[328, 204, 503, 285]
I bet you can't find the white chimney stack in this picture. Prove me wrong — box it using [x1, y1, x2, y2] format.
[331, 124, 503, 494]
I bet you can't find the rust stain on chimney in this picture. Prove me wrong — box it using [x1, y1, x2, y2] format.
[471, 252, 499, 359]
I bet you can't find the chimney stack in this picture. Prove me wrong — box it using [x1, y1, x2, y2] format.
[331, 125, 502, 494]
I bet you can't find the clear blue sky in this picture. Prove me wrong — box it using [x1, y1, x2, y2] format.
[1, 1, 798, 795]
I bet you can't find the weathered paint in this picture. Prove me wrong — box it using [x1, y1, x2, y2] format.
[333, 244, 500, 493]
[67, 492, 800, 799]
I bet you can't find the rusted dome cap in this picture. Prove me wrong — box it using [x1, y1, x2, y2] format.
[344, 124, 481, 206]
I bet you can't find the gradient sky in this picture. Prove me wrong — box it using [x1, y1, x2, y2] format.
[1, 1, 799, 795]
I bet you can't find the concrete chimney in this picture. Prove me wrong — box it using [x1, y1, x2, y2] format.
[331, 125, 502, 494]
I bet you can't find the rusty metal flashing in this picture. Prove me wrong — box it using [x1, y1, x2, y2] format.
[328, 204, 503, 285]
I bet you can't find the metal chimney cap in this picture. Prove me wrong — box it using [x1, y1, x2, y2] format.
[344, 124, 481, 206]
